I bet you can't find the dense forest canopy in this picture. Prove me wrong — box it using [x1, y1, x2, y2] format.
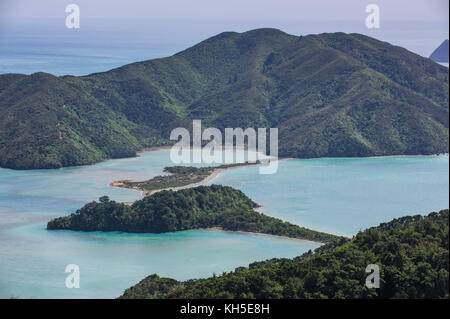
[120, 209, 449, 299]
[1, 29, 448, 169]
[47, 185, 341, 243]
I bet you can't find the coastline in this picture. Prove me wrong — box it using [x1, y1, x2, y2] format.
[112, 157, 293, 199]
[106, 148, 445, 238]
[137, 145, 173, 153]
[110, 156, 346, 240]
[0, 141, 447, 171]
[135, 146, 448, 162]
[200, 227, 326, 245]
[111, 155, 356, 239]
[252, 207, 350, 239]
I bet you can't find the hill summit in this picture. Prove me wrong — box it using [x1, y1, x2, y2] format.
[0, 29, 448, 169]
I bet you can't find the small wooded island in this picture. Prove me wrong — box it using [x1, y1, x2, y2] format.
[47, 185, 341, 243]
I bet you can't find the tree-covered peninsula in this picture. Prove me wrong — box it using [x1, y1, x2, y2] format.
[120, 209, 449, 299]
[47, 185, 341, 243]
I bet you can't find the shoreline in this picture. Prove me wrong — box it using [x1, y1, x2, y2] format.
[0, 143, 447, 171]
[252, 207, 350, 239]
[137, 145, 173, 153]
[109, 157, 346, 241]
[138, 146, 448, 158]
[199, 227, 326, 245]
[112, 157, 292, 199]
[106, 148, 444, 239]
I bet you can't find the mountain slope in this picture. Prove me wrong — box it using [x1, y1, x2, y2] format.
[119, 209, 449, 299]
[0, 29, 448, 169]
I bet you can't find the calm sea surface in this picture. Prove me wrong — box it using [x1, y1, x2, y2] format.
[1, 15, 449, 300]
[208, 155, 449, 235]
[1, 20, 448, 76]
[0, 150, 313, 299]
[0, 150, 448, 298]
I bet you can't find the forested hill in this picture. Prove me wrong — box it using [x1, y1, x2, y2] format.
[1, 29, 448, 169]
[119, 209, 449, 299]
[47, 185, 341, 243]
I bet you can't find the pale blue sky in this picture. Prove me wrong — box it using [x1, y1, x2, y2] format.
[0, 0, 448, 21]
[0, 0, 448, 75]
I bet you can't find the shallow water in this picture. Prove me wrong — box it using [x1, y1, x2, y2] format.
[0, 149, 315, 299]
[208, 155, 449, 236]
[0, 150, 448, 298]
[1, 223, 314, 299]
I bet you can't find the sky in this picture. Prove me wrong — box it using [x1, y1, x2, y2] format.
[0, 0, 448, 75]
[0, 0, 448, 21]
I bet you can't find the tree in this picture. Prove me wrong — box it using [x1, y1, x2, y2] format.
[99, 196, 110, 203]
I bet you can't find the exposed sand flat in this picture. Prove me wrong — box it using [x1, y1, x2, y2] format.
[200, 227, 326, 244]
[112, 157, 292, 199]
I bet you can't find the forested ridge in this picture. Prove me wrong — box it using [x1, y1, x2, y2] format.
[1, 29, 448, 169]
[119, 209, 449, 299]
[47, 185, 341, 243]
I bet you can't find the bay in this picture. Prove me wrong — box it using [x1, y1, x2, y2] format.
[208, 155, 449, 236]
[0, 149, 315, 299]
[0, 150, 448, 298]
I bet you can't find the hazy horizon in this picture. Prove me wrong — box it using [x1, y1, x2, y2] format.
[0, 0, 448, 75]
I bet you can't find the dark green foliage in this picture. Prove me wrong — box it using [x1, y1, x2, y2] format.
[46, 185, 340, 242]
[119, 210, 449, 299]
[120, 275, 181, 299]
[1, 29, 448, 169]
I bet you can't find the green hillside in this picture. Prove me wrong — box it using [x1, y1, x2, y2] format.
[47, 185, 341, 243]
[119, 209, 449, 299]
[1, 29, 448, 169]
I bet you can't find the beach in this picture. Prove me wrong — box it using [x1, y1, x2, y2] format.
[111, 155, 292, 199]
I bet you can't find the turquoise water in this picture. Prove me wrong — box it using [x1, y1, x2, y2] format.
[0, 150, 448, 298]
[208, 155, 449, 236]
[1, 224, 312, 299]
[0, 150, 317, 299]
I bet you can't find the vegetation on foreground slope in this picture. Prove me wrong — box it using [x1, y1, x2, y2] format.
[47, 185, 340, 243]
[1, 29, 448, 169]
[119, 209, 449, 299]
